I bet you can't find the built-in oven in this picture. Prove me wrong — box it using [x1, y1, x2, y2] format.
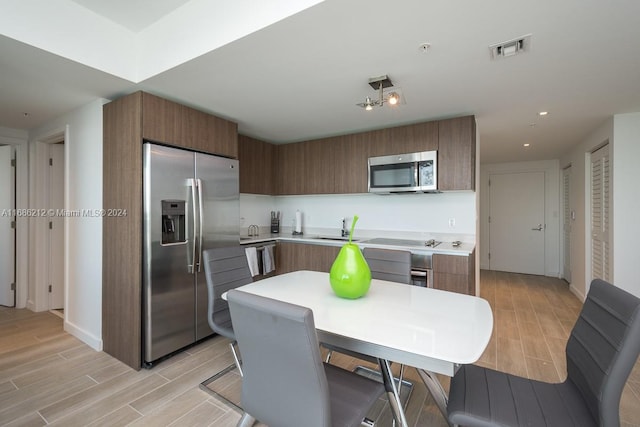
[368, 150, 438, 193]
[410, 253, 433, 288]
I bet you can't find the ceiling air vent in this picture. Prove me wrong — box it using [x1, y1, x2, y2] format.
[489, 34, 531, 60]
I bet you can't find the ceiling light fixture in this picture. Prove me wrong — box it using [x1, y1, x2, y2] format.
[538, 111, 548, 116]
[356, 75, 401, 110]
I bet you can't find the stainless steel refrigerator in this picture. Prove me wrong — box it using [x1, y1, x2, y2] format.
[142, 142, 239, 366]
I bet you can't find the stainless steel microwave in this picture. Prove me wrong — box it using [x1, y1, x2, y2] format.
[368, 150, 438, 193]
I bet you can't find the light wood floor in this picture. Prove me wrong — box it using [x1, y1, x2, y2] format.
[1, 270, 639, 426]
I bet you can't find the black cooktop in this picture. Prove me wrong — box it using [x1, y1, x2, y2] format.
[365, 238, 441, 247]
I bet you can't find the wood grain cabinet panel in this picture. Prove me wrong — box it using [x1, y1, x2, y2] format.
[276, 242, 339, 274]
[103, 91, 237, 369]
[102, 92, 144, 369]
[334, 133, 370, 193]
[303, 139, 336, 194]
[438, 116, 476, 191]
[433, 250, 476, 295]
[141, 92, 237, 158]
[238, 135, 275, 194]
[275, 143, 305, 195]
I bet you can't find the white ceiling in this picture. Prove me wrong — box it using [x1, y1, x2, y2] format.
[2, 0, 640, 164]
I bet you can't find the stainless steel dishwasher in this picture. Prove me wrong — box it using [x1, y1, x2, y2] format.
[410, 253, 433, 287]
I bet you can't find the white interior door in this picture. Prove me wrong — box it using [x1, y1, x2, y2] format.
[49, 143, 64, 310]
[591, 144, 610, 282]
[563, 166, 572, 282]
[0, 145, 14, 306]
[489, 171, 546, 275]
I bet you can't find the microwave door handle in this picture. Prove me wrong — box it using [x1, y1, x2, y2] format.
[196, 178, 204, 273]
[414, 163, 419, 187]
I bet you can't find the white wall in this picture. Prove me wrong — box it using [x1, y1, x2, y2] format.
[560, 118, 614, 300]
[479, 160, 561, 277]
[241, 192, 476, 239]
[566, 113, 640, 299]
[612, 113, 640, 297]
[29, 99, 107, 350]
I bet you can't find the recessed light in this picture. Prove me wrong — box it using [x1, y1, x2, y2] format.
[418, 42, 431, 53]
[538, 111, 548, 116]
[523, 143, 530, 147]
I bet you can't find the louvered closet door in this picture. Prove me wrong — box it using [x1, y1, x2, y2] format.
[591, 144, 610, 282]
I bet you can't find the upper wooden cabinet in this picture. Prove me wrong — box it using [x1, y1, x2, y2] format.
[372, 121, 439, 156]
[274, 120, 440, 195]
[102, 91, 238, 369]
[141, 92, 237, 158]
[275, 142, 306, 195]
[239, 115, 474, 195]
[438, 116, 476, 191]
[238, 135, 275, 194]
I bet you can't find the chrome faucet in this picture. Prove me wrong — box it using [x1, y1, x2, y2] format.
[341, 218, 350, 237]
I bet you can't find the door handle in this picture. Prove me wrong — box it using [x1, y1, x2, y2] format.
[531, 224, 543, 231]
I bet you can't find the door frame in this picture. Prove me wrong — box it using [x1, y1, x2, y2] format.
[587, 142, 611, 284]
[0, 145, 15, 306]
[562, 164, 572, 283]
[0, 130, 28, 308]
[28, 127, 68, 314]
[479, 160, 561, 277]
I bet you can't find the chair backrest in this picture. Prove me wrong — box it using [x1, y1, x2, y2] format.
[566, 279, 640, 426]
[227, 289, 332, 427]
[363, 247, 412, 284]
[202, 246, 253, 340]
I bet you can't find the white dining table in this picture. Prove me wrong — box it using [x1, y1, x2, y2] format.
[228, 270, 493, 426]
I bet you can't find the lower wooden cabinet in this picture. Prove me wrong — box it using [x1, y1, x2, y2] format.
[276, 242, 339, 275]
[433, 250, 476, 295]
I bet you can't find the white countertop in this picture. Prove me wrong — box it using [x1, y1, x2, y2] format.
[239, 232, 474, 256]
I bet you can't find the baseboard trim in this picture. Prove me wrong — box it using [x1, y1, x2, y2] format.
[64, 320, 103, 351]
[569, 283, 586, 302]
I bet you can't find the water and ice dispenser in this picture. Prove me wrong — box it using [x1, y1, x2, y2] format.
[161, 200, 186, 245]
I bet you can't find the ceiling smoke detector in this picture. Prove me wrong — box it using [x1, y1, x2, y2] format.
[489, 34, 531, 60]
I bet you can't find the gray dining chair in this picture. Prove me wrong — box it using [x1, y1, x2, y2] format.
[227, 289, 385, 427]
[202, 246, 253, 377]
[447, 278, 640, 427]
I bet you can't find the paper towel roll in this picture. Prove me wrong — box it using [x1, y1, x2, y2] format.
[295, 210, 302, 233]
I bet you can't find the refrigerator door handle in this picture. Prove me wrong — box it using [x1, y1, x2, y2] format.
[196, 178, 204, 273]
[188, 178, 197, 274]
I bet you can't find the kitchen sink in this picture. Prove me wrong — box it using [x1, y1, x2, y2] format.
[312, 236, 359, 242]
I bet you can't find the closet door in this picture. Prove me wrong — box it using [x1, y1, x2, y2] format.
[590, 144, 610, 282]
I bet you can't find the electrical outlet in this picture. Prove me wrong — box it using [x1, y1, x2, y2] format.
[448, 218, 456, 228]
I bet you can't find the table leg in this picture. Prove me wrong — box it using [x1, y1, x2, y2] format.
[378, 359, 408, 427]
[417, 368, 452, 426]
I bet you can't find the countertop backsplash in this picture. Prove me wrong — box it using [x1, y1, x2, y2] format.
[240, 192, 476, 237]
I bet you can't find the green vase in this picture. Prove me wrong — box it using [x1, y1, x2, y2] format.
[329, 242, 371, 299]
